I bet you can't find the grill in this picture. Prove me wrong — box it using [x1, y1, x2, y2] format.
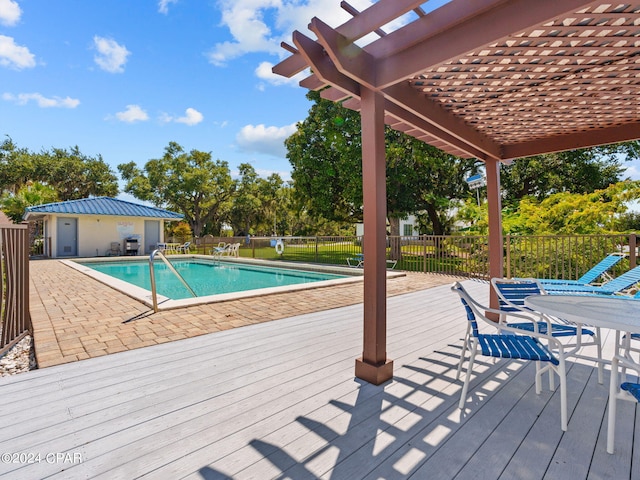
[124, 238, 139, 255]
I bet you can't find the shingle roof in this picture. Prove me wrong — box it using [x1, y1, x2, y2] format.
[24, 197, 183, 220]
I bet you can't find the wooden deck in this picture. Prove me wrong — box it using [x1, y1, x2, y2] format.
[0, 280, 637, 479]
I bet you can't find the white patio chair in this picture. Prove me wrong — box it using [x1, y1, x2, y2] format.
[452, 282, 568, 431]
[607, 353, 640, 453]
[177, 241, 191, 254]
[211, 242, 227, 256]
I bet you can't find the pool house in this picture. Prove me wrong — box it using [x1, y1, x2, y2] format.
[23, 197, 183, 258]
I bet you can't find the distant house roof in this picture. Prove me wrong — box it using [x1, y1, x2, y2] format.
[24, 197, 183, 220]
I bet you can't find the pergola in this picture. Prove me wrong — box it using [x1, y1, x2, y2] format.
[273, 0, 640, 385]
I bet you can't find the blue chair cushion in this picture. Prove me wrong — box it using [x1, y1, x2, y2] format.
[506, 321, 594, 338]
[477, 334, 559, 365]
[621, 382, 640, 402]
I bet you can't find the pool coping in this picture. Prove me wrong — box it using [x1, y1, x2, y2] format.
[62, 255, 405, 310]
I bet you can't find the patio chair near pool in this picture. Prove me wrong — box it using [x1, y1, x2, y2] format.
[607, 352, 640, 453]
[451, 282, 568, 430]
[492, 277, 604, 383]
[346, 253, 397, 269]
[535, 252, 626, 287]
[106, 242, 121, 256]
[177, 241, 191, 254]
[228, 242, 240, 258]
[211, 242, 227, 256]
[542, 265, 640, 295]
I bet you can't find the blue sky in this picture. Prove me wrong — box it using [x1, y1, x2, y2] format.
[0, 0, 387, 189]
[2, 0, 639, 199]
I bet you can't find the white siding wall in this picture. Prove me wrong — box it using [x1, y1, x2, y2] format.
[47, 214, 165, 258]
[355, 215, 419, 237]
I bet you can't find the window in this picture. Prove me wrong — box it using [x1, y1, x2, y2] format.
[403, 224, 414, 236]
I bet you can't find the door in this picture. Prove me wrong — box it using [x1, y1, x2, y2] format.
[144, 220, 160, 255]
[57, 217, 77, 257]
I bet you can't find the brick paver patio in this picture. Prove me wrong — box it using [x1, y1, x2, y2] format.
[30, 259, 460, 368]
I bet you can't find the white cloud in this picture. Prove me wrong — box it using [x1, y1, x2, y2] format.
[208, 0, 376, 67]
[176, 107, 204, 125]
[2, 92, 80, 108]
[158, 0, 178, 14]
[209, 0, 388, 89]
[624, 163, 640, 181]
[160, 107, 204, 126]
[0, 0, 21, 26]
[0, 35, 35, 69]
[255, 61, 308, 87]
[236, 123, 297, 157]
[115, 104, 148, 123]
[93, 36, 130, 73]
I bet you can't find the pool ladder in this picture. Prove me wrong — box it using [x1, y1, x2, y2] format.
[149, 249, 197, 312]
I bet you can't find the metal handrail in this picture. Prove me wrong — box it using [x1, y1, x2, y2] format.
[149, 249, 196, 312]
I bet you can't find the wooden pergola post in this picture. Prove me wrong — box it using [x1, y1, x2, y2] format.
[273, 0, 640, 386]
[485, 157, 503, 309]
[355, 87, 394, 385]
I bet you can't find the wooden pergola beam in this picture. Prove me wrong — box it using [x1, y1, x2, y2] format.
[310, 16, 503, 160]
[374, 0, 601, 87]
[503, 121, 640, 160]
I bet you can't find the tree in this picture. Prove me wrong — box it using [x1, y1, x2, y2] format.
[118, 142, 235, 237]
[40, 147, 119, 200]
[0, 136, 34, 194]
[0, 137, 118, 200]
[457, 181, 640, 235]
[499, 143, 640, 206]
[286, 91, 478, 240]
[286, 91, 363, 223]
[258, 173, 285, 236]
[229, 163, 262, 235]
[0, 181, 59, 223]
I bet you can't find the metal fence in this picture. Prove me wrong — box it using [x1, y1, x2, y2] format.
[1, 223, 31, 356]
[191, 233, 638, 280]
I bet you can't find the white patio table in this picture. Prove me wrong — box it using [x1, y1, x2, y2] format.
[524, 294, 640, 337]
[525, 294, 640, 454]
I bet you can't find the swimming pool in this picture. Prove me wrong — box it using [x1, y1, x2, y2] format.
[65, 256, 366, 310]
[81, 258, 346, 299]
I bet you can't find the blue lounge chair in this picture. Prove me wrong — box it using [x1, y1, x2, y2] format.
[542, 264, 640, 295]
[452, 282, 568, 430]
[538, 253, 625, 286]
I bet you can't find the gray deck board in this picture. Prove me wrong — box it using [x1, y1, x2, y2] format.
[1, 280, 638, 479]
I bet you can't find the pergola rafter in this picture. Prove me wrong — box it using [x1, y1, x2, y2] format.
[273, 0, 640, 385]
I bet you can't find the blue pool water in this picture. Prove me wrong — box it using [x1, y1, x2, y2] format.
[81, 259, 347, 300]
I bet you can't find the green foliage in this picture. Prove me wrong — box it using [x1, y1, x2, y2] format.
[229, 163, 262, 235]
[118, 142, 235, 237]
[171, 222, 193, 243]
[0, 137, 118, 200]
[0, 181, 59, 223]
[458, 181, 640, 235]
[499, 144, 638, 206]
[285, 91, 477, 234]
[285, 91, 363, 223]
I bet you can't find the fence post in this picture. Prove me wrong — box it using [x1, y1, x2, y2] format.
[423, 235, 427, 273]
[630, 233, 637, 268]
[505, 235, 511, 278]
[315, 236, 319, 263]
